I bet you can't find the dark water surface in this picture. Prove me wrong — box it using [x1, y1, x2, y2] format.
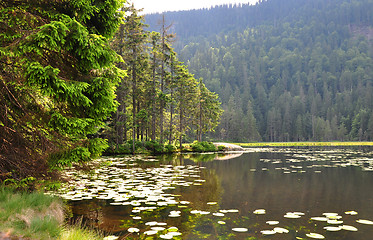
[65, 148, 373, 239]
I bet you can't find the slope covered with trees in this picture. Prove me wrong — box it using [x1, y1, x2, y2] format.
[146, 0, 373, 142]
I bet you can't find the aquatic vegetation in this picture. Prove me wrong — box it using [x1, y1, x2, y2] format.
[253, 209, 266, 215]
[232, 228, 248, 232]
[306, 232, 325, 239]
[357, 219, 373, 225]
[54, 148, 373, 239]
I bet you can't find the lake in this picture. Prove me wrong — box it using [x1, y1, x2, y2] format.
[57, 147, 373, 239]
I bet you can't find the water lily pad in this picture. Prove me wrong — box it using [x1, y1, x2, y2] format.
[266, 221, 279, 225]
[284, 213, 301, 219]
[128, 227, 140, 233]
[345, 211, 358, 215]
[167, 232, 182, 236]
[213, 212, 225, 217]
[144, 230, 158, 235]
[341, 225, 358, 231]
[274, 227, 289, 233]
[305, 233, 325, 239]
[159, 234, 173, 239]
[324, 226, 342, 231]
[253, 209, 266, 215]
[261, 230, 276, 235]
[151, 227, 166, 231]
[327, 219, 343, 224]
[145, 221, 158, 226]
[232, 228, 248, 232]
[310, 217, 328, 222]
[323, 212, 338, 217]
[168, 227, 178, 231]
[356, 219, 373, 225]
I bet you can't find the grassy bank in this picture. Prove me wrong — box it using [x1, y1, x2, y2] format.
[238, 141, 373, 147]
[0, 187, 104, 240]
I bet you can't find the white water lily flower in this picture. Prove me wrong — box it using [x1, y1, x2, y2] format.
[218, 221, 226, 225]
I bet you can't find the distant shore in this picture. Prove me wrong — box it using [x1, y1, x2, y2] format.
[237, 142, 373, 147]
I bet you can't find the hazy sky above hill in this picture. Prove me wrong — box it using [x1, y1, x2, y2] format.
[133, 0, 260, 14]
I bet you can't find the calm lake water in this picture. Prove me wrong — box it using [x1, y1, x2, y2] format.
[61, 147, 373, 239]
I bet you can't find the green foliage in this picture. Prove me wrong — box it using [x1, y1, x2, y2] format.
[217, 145, 226, 151]
[0, 0, 125, 179]
[105, 140, 177, 155]
[3, 177, 36, 190]
[190, 141, 218, 152]
[144, 140, 165, 154]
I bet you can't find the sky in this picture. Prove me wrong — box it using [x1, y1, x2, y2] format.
[132, 0, 260, 14]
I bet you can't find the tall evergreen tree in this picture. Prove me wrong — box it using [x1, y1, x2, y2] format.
[0, 0, 125, 178]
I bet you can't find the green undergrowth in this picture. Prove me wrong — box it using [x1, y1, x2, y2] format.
[105, 140, 227, 155]
[188, 141, 219, 152]
[0, 187, 103, 240]
[105, 140, 176, 155]
[238, 141, 373, 147]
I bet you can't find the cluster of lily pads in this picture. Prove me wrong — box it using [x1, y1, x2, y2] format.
[50, 156, 213, 238]
[251, 149, 373, 173]
[49, 150, 373, 239]
[246, 208, 373, 239]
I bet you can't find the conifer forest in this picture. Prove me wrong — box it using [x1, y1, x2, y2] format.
[147, 0, 373, 143]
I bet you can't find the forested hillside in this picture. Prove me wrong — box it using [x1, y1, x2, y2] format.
[146, 0, 373, 142]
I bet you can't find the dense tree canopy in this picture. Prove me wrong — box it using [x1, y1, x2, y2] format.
[147, 0, 373, 142]
[0, 0, 125, 180]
